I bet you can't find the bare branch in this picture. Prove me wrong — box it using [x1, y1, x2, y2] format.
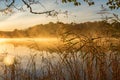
[7, 0, 15, 7]
[0, 0, 119, 15]
[22, 0, 54, 14]
[12, 5, 25, 12]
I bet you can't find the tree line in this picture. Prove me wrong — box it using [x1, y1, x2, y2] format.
[0, 21, 119, 38]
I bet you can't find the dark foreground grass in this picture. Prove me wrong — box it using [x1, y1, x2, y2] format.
[0, 36, 120, 80]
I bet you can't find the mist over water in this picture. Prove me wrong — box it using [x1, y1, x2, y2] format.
[0, 38, 61, 68]
[0, 37, 119, 80]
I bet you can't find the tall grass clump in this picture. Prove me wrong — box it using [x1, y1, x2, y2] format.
[0, 31, 120, 80]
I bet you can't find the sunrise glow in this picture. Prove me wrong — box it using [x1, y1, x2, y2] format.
[0, 0, 119, 80]
[3, 55, 15, 66]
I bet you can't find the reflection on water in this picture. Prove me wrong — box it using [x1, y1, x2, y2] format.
[3, 55, 15, 66]
[0, 38, 59, 42]
[0, 38, 60, 69]
[0, 38, 61, 50]
[0, 39, 62, 80]
[0, 38, 119, 80]
[0, 43, 59, 67]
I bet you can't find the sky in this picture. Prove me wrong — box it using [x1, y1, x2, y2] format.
[0, 0, 120, 31]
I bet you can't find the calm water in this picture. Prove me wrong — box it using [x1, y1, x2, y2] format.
[0, 38, 117, 80]
[0, 38, 61, 68]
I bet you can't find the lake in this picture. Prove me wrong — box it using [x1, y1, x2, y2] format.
[0, 38, 62, 69]
[0, 38, 119, 80]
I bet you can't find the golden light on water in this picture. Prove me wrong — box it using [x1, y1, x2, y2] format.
[3, 55, 15, 66]
[0, 38, 7, 43]
[0, 38, 59, 42]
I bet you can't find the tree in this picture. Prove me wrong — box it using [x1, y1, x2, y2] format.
[0, 0, 120, 15]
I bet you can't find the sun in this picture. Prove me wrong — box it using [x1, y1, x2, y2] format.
[0, 38, 7, 43]
[3, 55, 15, 66]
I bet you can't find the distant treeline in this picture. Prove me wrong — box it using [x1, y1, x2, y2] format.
[0, 21, 120, 38]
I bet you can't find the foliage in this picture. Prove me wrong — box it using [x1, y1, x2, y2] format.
[0, 21, 120, 38]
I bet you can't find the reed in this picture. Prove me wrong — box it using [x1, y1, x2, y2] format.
[0, 31, 120, 80]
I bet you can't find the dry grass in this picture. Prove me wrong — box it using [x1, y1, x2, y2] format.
[0, 34, 120, 80]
